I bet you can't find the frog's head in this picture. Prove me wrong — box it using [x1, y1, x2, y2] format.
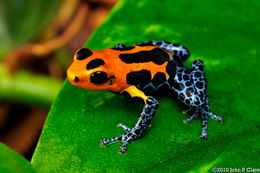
[67, 48, 115, 91]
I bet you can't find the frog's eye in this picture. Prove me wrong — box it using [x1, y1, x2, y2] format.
[76, 48, 93, 60]
[90, 71, 108, 84]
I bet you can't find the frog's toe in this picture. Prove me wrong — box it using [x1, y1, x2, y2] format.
[100, 126, 141, 153]
[182, 108, 193, 114]
[208, 112, 224, 123]
[117, 122, 131, 131]
[183, 112, 199, 124]
[200, 133, 208, 139]
[118, 143, 128, 153]
[100, 136, 122, 146]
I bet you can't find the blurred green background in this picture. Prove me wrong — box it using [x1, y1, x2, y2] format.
[0, 0, 259, 172]
[0, 0, 117, 172]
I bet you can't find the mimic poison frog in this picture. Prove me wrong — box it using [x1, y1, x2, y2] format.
[67, 40, 224, 153]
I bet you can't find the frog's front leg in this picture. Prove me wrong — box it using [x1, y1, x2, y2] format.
[100, 86, 159, 153]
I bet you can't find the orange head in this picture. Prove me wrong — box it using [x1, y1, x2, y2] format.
[67, 48, 117, 91]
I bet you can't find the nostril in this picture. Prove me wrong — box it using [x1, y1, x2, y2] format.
[74, 76, 79, 83]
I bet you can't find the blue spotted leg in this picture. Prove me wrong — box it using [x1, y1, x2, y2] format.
[100, 97, 159, 153]
[170, 59, 224, 138]
[112, 43, 126, 49]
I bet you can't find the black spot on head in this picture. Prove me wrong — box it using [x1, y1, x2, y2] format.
[152, 72, 167, 86]
[126, 70, 151, 89]
[111, 46, 135, 51]
[119, 48, 170, 65]
[76, 48, 93, 60]
[86, 59, 105, 70]
[90, 71, 108, 84]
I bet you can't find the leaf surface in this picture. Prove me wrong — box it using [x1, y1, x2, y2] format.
[32, 0, 260, 172]
[0, 143, 36, 173]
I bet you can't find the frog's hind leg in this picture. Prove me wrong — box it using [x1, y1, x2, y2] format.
[170, 59, 224, 139]
[136, 40, 190, 63]
[112, 43, 126, 49]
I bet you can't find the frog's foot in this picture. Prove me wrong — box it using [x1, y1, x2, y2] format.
[183, 108, 224, 139]
[100, 123, 142, 153]
[101, 96, 159, 153]
[183, 109, 208, 138]
[183, 110, 199, 123]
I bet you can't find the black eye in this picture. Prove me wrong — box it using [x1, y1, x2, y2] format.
[76, 48, 93, 60]
[90, 71, 108, 84]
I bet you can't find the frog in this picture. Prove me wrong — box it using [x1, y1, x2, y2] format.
[67, 40, 224, 153]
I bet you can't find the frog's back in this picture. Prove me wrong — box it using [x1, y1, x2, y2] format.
[109, 43, 186, 94]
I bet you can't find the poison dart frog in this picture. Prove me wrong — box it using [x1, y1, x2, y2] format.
[67, 40, 224, 153]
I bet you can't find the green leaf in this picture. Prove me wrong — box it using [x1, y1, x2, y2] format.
[0, 0, 60, 57]
[0, 143, 36, 173]
[0, 63, 62, 107]
[31, 0, 260, 172]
